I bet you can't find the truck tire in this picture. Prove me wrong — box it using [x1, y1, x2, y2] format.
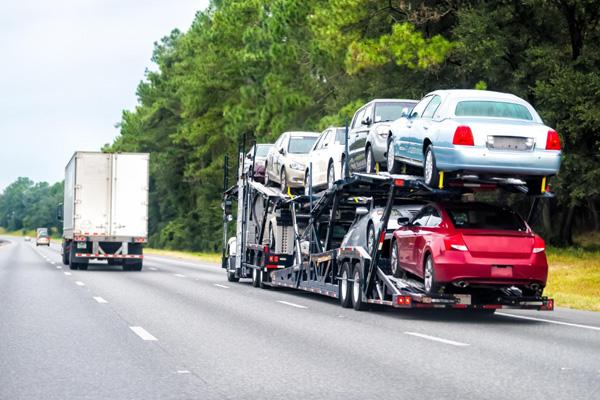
[62, 242, 70, 266]
[338, 262, 352, 308]
[69, 245, 86, 270]
[252, 267, 261, 287]
[258, 269, 270, 289]
[227, 270, 239, 282]
[352, 264, 367, 311]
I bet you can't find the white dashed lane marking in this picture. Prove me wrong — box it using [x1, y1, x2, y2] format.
[497, 312, 600, 331]
[213, 284, 230, 289]
[93, 297, 108, 304]
[277, 300, 308, 309]
[75, 281, 85, 286]
[404, 332, 469, 347]
[130, 326, 158, 341]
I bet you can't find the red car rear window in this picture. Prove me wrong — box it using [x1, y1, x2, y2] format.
[446, 205, 526, 231]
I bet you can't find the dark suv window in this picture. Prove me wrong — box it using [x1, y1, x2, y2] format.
[445, 204, 527, 231]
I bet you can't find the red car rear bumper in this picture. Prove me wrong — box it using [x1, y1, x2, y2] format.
[433, 251, 548, 287]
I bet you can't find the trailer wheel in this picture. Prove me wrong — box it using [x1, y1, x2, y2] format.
[252, 267, 261, 287]
[338, 263, 352, 308]
[390, 239, 400, 277]
[423, 145, 441, 188]
[423, 255, 440, 295]
[259, 269, 270, 289]
[352, 265, 367, 311]
[365, 146, 375, 174]
[227, 270, 239, 282]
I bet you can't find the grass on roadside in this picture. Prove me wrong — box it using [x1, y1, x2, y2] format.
[145, 248, 221, 264]
[545, 244, 600, 312]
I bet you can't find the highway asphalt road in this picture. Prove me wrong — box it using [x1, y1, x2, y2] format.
[1, 237, 599, 400]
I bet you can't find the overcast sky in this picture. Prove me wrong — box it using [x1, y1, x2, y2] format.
[0, 0, 208, 190]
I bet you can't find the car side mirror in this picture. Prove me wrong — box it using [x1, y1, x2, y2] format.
[362, 116, 372, 126]
[400, 107, 410, 118]
[246, 153, 253, 160]
[56, 204, 63, 222]
[355, 207, 369, 217]
[409, 111, 418, 119]
[278, 147, 285, 155]
[397, 217, 410, 225]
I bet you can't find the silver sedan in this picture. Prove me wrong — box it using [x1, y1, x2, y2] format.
[387, 89, 562, 194]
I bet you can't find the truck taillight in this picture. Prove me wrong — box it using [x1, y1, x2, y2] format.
[452, 126, 474, 146]
[444, 234, 468, 251]
[134, 237, 146, 243]
[546, 129, 561, 150]
[269, 255, 279, 263]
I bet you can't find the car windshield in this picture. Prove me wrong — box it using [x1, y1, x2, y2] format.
[446, 205, 527, 231]
[288, 136, 317, 154]
[254, 145, 271, 157]
[455, 101, 533, 120]
[374, 102, 416, 123]
[334, 128, 347, 144]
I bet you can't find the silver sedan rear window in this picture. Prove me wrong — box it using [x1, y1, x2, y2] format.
[455, 101, 533, 120]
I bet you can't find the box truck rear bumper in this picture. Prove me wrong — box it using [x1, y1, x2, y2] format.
[75, 253, 144, 259]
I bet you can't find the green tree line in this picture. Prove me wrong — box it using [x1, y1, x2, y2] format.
[0, 178, 64, 235]
[104, 0, 600, 250]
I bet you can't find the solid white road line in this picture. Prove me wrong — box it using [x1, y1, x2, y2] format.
[93, 296, 108, 304]
[497, 312, 600, 332]
[177, 370, 191, 374]
[173, 274, 186, 278]
[64, 272, 72, 276]
[130, 326, 158, 341]
[213, 284, 230, 289]
[404, 332, 470, 347]
[277, 300, 308, 309]
[75, 281, 85, 286]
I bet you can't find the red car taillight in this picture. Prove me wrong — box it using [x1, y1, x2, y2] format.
[444, 234, 469, 252]
[533, 235, 545, 254]
[545, 129, 561, 150]
[452, 126, 474, 146]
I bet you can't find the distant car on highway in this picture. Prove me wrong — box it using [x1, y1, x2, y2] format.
[245, 144, 273, 183]
[347, 98, 418, 173]
[387, 90, 562, 193]
[390, 202, 548, 296]
[24, 236, 31, 242]
[265, 131, 319, 192]
[304, 127, 347, 193]
[36, 228, 50, 247]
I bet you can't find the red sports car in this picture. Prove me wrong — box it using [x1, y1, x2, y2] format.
[390, 202, 547, 296]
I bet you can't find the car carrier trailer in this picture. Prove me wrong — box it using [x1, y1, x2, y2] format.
[222, 151, 554, 313]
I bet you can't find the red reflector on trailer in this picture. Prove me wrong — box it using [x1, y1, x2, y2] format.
[266, 264, 279, 269]
[269, 255, 280, 262]
[394, 179, 405, 187]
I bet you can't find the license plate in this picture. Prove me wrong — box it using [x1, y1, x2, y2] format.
[487, 136, 533, 151]
[492, 266, 513, 277]
[77, 242, 87, 249]
[455, 294, 471, 305]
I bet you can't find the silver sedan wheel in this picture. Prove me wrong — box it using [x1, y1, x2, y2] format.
[424, 257, 434, 293]
[390, 241, 398, 276]
[353, 269, 361, 304]
[304, 172, 311, 195]
[366, 149, 373, 173]
[327, 164, 335, 189]
[280, 169, 287, 192]
[424, 150, 434, 185]
[387, 140, 395, 171]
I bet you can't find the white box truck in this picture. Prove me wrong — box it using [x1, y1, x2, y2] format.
[60, 152, 149, 271]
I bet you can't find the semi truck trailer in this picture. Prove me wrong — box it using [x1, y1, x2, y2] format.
[60, 152, 149, 271]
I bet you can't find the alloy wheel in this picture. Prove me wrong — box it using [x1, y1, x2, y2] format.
[424, 257, 433, 293]
[424, 150, 434, 185]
